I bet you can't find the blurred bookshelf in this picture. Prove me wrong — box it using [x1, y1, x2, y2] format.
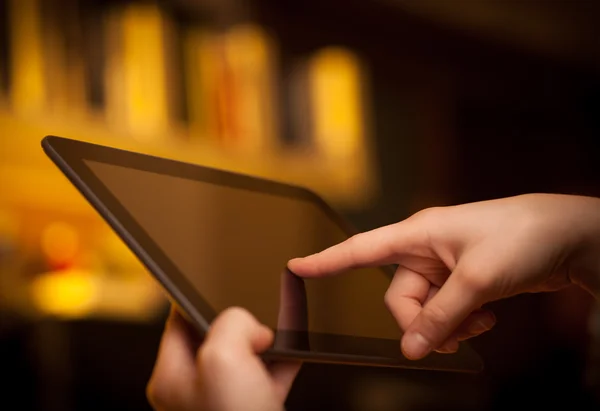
[0, 0, 377, 209]
[0, 0, 378, 321]
[2, 0, 595, 325]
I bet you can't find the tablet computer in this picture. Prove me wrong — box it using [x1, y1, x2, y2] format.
[42, 135, 483, 373]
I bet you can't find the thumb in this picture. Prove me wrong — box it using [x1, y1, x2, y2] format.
[401, 267, 485, 360]
[204, 307, 274, 356]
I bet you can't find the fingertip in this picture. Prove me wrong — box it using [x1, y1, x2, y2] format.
[286, 258, 302, 272]
[259, 324, 275, 344]
[163, 308, 191, 342]
[247, 324, 274, 355]
[467, 315, 496, 335]
[166, 307, 187, 329]
[287, 256, 316, 276]
[434, 339, 459, 354]
[401, 332, 432, 360]
[462, 309, 496, 338]
[287, 257, 302, 265]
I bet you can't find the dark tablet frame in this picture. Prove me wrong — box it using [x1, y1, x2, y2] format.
[42, 135, 483, 373]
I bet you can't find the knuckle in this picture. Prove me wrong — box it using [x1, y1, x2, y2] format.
[199, 344, 237, 372]
[455, 265, 492, 295]
[408, 207, 446, 248]
[413, 206, 443, 225]
[383, 288, 396, 312]
[220, 306, 253, 323]
[222, 305, 248, 317]
[347, 233, 363, 245]
[145, 376, 173, 411]
[346, 233, 364, 249]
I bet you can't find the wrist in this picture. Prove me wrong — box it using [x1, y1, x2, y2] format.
[569, 196, 600, 299]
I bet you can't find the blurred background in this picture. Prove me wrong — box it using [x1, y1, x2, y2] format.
[0, 0, 599, 410]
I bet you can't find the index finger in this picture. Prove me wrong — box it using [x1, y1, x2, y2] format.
[153, 309, 199, 378]
[275, 269, 309, 351]
[147, 308, 199, 410]
[288, 220, 423, 277]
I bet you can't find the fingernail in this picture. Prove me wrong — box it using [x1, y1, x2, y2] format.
[402, 332, 432, 359]
[435, 339, 459, 354]
[468, 317, 496, 335]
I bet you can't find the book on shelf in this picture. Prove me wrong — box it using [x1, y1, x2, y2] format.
[184, 26, 226, 144]
[282, 56, 313, 148]
[80, 0, 108, 112]
[184, 23, 279, 154]
[104, 2, 179, 141]
[0, 1, 10, 100]
[8, 0, 46, 114]
[2, 0, 371, 171]
[40, 0, 87, 115]
[308, 47, 367, 162]
[5, 0, 109, 117]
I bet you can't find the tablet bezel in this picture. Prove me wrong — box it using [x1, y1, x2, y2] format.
[42, 135, 483, 373]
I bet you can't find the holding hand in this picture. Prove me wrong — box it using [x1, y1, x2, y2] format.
[146, 307, 300, 411]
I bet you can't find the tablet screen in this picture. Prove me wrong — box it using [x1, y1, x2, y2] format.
[43, 136, 483, 370]
[84, 160, 401, 342]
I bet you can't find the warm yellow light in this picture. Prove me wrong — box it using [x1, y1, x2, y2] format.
[119, 3, 170, 137]
[40, 221, 79, 266]
[309, 47, 365, 159]
[30, 270, 98, 318]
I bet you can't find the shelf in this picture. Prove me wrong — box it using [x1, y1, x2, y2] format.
[0, 109, 379, 215]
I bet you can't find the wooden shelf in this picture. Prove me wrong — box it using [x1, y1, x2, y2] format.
[0, 109, 379, 215]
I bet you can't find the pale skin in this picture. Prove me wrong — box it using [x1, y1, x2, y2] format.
[146, 193, 600, 411]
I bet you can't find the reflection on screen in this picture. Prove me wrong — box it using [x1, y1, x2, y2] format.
[85, 160, 401, 340]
